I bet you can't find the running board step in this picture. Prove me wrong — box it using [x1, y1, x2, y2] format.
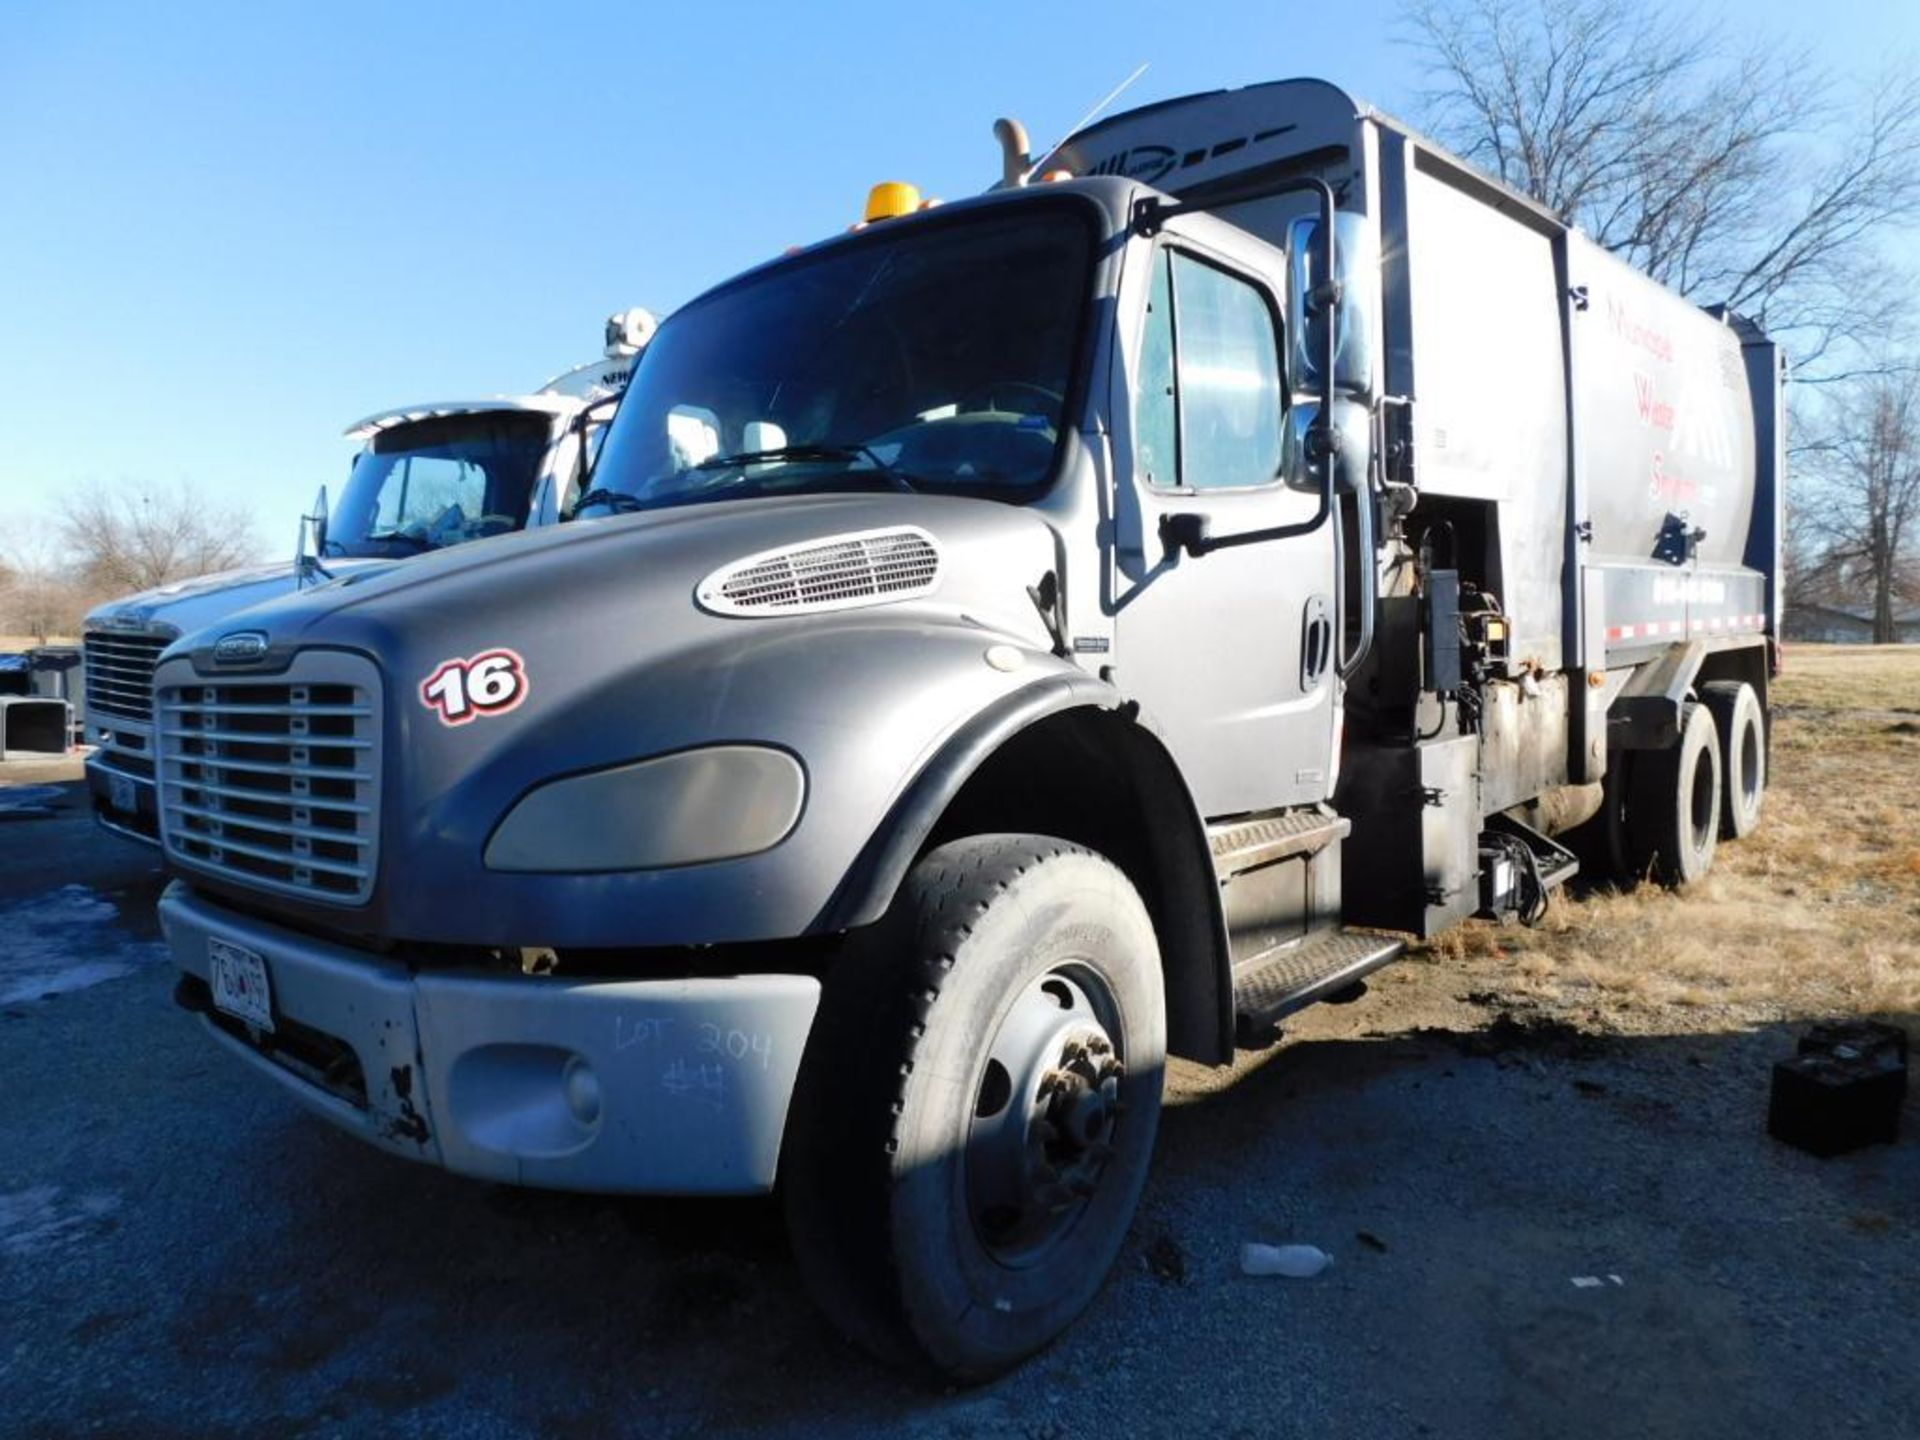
[1208, 807, 1350, 880]
[1232, 927, 1406, 1045]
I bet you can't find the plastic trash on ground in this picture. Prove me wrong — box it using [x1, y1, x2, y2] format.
[1241, 1243, 1333, 1278]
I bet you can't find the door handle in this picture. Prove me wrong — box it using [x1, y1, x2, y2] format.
[1302, 595, 1333, 688]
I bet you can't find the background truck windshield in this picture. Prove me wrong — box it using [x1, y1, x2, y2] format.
[584, 204, 1094, 512]
[332, 410, 552, 556]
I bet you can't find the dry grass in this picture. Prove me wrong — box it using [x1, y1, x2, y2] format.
[0, 635, 79, 651]
[1774, 643, 1920, 713]
[1418, 645, 1920, 1033]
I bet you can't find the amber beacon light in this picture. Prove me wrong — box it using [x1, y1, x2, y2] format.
[863, 181, 922, 222]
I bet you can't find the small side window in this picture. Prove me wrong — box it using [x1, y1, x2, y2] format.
[1135, 249, 1179, 490]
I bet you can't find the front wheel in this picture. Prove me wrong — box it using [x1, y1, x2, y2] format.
[782, 834, 1166, 1381]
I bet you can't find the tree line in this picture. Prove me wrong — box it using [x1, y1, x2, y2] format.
[1406, 0, 1920, 642]
[0, 483, 261, 643]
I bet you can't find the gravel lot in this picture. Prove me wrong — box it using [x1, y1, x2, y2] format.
[2, 776, 1915, 1439]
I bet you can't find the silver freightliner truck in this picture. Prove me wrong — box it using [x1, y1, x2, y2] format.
[153, 80, 1781, 1377]
[81, 310, 652, 843]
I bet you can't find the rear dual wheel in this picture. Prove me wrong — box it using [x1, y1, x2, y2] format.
[1701, 681, 1766, 840]
[1567, 751, 1636, 887]
[783, 834, 1165, 1381]
[1629, 700, 1722, 887]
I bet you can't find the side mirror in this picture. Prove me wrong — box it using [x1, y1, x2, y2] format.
[309, 485, 329, 558]
[294, 485, 332, 589]
[1288, 400, 1371, 496]
[1286, 211, 1377, 401]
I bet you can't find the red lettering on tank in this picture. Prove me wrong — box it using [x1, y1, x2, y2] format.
[1609, 295, 1674, 364]
[1649, 451, 1696, 502]
[1633, 373, 1676, 431]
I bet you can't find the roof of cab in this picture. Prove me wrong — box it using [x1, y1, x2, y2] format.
[341, 394, 583, 441]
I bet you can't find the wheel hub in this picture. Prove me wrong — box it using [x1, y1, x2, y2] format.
[966, 971, 1126, 1264]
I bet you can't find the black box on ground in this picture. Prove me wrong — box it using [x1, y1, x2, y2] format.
[1768, 1022, 1908, 1158]
[1798, 1020, 1908, 1067]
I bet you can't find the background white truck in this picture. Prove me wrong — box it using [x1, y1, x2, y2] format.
[82, 309, 654, 842]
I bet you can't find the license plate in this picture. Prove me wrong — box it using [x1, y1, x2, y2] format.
[108, 772, 137, 814]
[209, 937, 275, 1033]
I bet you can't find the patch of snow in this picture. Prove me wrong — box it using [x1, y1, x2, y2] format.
[0, 884, 165, 1005]
[0, 1185, 121, 1257]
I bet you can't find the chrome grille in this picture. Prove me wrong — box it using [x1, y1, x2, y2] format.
[156, 652, 381, 905]
[698, 527, 941, 616]
[84, 630, 173, 723]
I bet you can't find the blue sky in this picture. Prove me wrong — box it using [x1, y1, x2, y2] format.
[2, 0, 1913, 548]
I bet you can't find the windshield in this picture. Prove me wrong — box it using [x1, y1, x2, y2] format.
[331, 411, 552, 557]
[582, 203, 1095, 514]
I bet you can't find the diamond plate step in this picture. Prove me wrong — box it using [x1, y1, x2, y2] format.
[1208, 807, 1350, 879]
[1231, 927, 1406, 1044]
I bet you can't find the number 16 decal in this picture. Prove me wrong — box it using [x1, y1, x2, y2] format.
[420, 648, 528, 726]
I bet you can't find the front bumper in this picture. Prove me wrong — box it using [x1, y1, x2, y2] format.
[159, 882, 821, 1195]
[85, 753, 160, 846]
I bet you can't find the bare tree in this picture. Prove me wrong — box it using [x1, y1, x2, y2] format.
[1800, 373, 1920, 642]
[1402, 0, 1920, 379]
[0, 519, 91, 644]
[58, 481, 261, 596]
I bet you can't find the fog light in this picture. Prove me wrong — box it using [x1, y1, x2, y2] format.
[563, 1056, 601, 1125]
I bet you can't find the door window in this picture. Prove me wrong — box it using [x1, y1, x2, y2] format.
[1134, 249, 1286, 492]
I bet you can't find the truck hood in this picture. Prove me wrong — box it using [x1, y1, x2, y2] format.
[84, 559, 392, 639]
[184, 493, 1062, 659]
[155, 491, 1073, 946]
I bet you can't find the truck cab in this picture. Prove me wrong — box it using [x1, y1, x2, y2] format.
[152, 80, 1780, 1380]
[81, 310, 653, 843]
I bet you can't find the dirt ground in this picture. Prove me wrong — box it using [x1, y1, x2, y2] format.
[1, 647, 1915, 1438]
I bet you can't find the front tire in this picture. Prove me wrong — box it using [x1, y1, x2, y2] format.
[783, 834, 1166, 1381]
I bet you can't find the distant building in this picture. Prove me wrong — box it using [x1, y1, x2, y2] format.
[1782, 602, 1920, 644]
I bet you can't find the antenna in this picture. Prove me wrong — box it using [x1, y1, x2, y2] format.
[1022, 62, 1149, 183]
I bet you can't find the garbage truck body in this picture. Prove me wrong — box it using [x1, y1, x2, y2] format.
[153, 80, 1781, 1377]
[81, 313, 653, 843]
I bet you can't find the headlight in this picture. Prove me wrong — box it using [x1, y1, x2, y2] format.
[484, 745, 805, 873]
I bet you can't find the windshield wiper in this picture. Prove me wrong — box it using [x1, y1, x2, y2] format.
[570, 487, 648, 516]
[692, 442, 919, 493]
[363, 530, 433, 552]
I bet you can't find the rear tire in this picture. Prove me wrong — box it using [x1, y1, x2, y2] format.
[1566, 752, 1637, 889]
[782, 834, 1166, 1381]
[1628, 701, 1721, 887]
[1700, 680, 1765, 840]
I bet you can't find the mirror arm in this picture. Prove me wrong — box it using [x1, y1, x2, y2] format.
[564, 391, 626, 518]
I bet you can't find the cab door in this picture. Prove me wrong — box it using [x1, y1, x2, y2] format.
[1108, 219, 1338, 817]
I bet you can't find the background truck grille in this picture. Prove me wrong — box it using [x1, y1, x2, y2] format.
[697, 527, 941, 615]
[84, 631, 173, 722]
[156, 653, 381, 904]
